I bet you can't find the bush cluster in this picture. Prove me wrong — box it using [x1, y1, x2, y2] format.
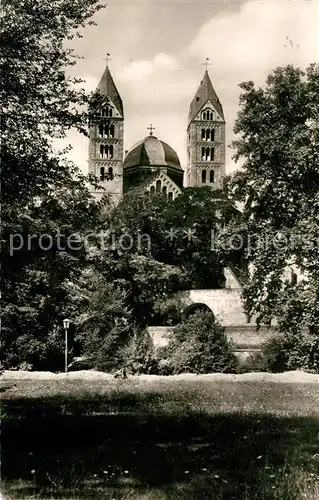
[238, 330, 319, 374]
[159, 310, 238, 375]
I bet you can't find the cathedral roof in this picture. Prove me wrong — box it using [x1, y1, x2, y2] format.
[188, 70, 224, 124]
[96, 65, 124, 117]
[123, 135, 182, 170]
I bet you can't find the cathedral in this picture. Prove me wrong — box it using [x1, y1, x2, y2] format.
[88, 63, 226, 205]
[87, 62, 277, 356]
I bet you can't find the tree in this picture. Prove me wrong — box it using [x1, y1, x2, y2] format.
[230, 64, 319, 334]
[1, 0, 104, 206]
[68, 269, 133, 371]
[1, 0, 106, 369]
[111, 186, 241, 290]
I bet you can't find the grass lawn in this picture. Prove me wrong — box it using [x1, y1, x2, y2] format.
[1, 375, 319, 499]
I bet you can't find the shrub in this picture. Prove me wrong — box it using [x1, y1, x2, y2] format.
[236, 351, 268, 374]
[161, 310, 238, 374]
[124, 330, 159, 374]
[260, 330, 319, 373]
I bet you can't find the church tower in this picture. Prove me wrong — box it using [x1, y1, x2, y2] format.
[88, 63, 124, 205]
[186, 70, 225, 188]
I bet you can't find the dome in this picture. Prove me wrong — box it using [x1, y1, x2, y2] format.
[123, 135, 182, 170]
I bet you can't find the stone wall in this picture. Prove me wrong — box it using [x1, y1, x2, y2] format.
[147, 325, 278, 360]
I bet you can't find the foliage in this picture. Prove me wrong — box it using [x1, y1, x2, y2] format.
[162, 310, 238, 374]
[1, 0, 106, 369]
[1, 0, 104, 206]
[69, 270, 133, 372]
[112, 187, 242, 290]
[229, 64, 319, 333]
[239, 331, 319, 374]
[92, 246, 186, 329]
[124, 330, 159, 375]
[261, 331, 319, 373]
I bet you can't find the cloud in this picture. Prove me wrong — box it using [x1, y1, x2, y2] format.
[119, 53, 180, 82]
[189, 1, 319, 81]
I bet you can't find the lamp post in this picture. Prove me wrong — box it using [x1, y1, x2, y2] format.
[63, 319, 70, 373]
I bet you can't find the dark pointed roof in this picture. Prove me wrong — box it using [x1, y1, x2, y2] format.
[96, 65, 124, 117]
[188, 70, 224, 124]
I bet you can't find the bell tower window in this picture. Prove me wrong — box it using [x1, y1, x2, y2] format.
[201, 128, 215, 142]
[209, 170, 215, 183]
[202, 109, 214, 121]
[202, 169, 207, 183]
[108, 166, 113, 178]
[101, 106, 113, 117]
[100, 166, 105, 180]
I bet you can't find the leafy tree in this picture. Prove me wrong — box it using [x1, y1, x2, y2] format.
[230, 64, 319, 334]
[111, 186, 242, 290]
[1, 0, 104, 206]
[93, 250, 185, 329]
[68, 269, 133, 371]
[1, 0, 106, 369]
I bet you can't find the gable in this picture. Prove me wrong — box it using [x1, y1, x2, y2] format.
[194, 100, 224, 122]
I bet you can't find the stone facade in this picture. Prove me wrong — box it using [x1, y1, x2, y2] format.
[88, 66, 124, 205]
[186, 71, 226, 189]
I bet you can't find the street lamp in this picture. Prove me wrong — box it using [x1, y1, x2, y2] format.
[63, 318, 70, 373]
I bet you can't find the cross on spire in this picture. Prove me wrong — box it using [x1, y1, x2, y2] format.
[103, 53, 112, 66]
[201, 57, 211, 71]
[147, 124, 155, 136]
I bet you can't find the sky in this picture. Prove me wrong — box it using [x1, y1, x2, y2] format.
[67, 0, 319, 175]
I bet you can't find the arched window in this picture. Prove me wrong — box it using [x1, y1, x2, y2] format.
[202, 169, 207, 183]
[100, 167, 105, 180]
[150, 185, 155, 194]
[108, 166, 113, 178]
[98, 124, 104, 137]
[101, 106, 113, 117]
[100, 145, 105, 158]
[168, 192, 173, 200]
[209, 170, 214, 183]
[156, 180, 161, 192]
[210, 147, 215, 161]
[202, 109, 214, 121]
[162, 186, 167, 196]
[201, 128, 205, 140]
[109, 145, 114, 159]
[110, 124, 115, 138]
[202, 147, 210, 161]
[211, 129, 215, 141]
[202, 147, 206, 161]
